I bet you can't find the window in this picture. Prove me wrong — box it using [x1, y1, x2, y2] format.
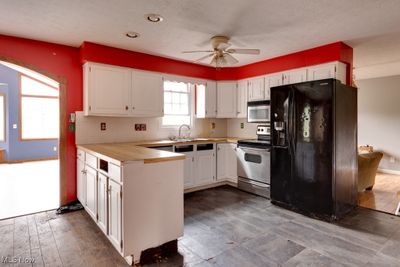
[20, 75, 59, 140]
[0, 94, 4, 142]
[162, 80, 191, 127]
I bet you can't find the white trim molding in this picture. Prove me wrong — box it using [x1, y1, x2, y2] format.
[378, 168, 400, 176]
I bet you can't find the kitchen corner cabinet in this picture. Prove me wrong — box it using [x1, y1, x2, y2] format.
[217, 143, 238, 183]
[237, 80, 248, 118]
[307, 62, 347, 84]
[83, 62, 164, 117]
[196, 81, 217, 118]
[217, 81, 237, 118]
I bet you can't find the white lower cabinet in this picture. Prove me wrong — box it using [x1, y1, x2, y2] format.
[85, 166, 97, 220]
[196, 149, 216, 185]
[77, 158, 86, 205]
[182, 152, 196, 189]
[97, 172, 108, 234]
[108, 179, 122, 251]
[217, 143, 238, 183]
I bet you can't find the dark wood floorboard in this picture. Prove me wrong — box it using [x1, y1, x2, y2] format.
[1, 186, 400, 266]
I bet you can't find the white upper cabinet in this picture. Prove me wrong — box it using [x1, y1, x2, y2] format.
[264, 73, 283, 100]
[247, 77, 265, 101]
[236, 80, 248, 118]
[283, 68, 308, 85]
[84, 63, 131, 116]
[306, 61, 347, 84]
[131, 70, 164, 117]
[217, 81, 237, 118]
[83, 62, 163, 117]
[196, 81, 217, 118]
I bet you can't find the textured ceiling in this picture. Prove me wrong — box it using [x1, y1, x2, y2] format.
[0, 0, 400, 68]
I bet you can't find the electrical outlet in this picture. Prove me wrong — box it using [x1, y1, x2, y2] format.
[141, 124, 146, 131]
[240, 122, 244, 129]
[135, 124, 141, 131]
[211, 122, 216, 129]
[100, 122, 106, 131]
[53, 146, 57, 152]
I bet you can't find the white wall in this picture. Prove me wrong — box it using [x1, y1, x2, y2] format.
[75, 112, 227, 144]
[357, 75, 400, 171]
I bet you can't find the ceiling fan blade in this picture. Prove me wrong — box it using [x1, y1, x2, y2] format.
[223, 53, 239, 65]
[195, 53, 215, 62]
[217, 42, 231, 50]
[182, 50, 214, 54]
[226, 48, 260, 55]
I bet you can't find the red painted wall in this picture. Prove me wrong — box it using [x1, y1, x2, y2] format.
[80, 42, 217, 80]
[0, 34, 82, 203]
[0, 34, 352, 203]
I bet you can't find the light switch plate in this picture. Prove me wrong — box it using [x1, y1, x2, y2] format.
[100, 122, 106, 131]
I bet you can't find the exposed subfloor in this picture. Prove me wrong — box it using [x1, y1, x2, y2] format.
[0, 160, 59, 220]
[1, 186, 400, 266]
[359, 172, 400, 214]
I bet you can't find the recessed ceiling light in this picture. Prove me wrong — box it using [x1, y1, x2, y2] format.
[146, 14, 164, 23]
[125, 31, 140, 39]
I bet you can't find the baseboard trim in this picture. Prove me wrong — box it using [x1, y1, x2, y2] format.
[2, 156, 59, 164]
[378, 168, 400, 175]
[184, 180, 238, 194]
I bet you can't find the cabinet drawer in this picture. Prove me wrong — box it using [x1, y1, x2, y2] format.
[77, 149, 85, 161]
[86, 153, 98, 169]
[109, 163, 122, 183]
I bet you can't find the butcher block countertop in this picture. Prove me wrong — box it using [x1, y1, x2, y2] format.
[77, 137, 241, 164]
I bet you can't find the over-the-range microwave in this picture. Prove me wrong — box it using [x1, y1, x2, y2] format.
[247, 100, 270, 123]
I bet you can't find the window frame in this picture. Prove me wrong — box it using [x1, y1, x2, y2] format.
[19, 74, 60, 141]
[161, 80, 194, 129]
[0, 93, 5, 142]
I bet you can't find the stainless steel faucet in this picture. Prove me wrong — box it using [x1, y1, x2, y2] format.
[178, 124, 191, 139]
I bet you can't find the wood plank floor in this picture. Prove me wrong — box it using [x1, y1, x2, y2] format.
[359, 172, 400, 214]
[1, 186, 400, 266]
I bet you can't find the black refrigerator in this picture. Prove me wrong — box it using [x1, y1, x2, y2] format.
[270, 79, 357, 220]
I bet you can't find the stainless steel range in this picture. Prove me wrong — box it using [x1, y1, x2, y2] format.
[237, 125, 271, 198]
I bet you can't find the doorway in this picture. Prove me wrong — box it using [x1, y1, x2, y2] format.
[0, 61, 62, 219]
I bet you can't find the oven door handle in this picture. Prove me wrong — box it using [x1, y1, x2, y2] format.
[238, 146, 270, 152]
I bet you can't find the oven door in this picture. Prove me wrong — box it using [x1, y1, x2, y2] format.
[247, 102, 271, 123]
[237, 146, 270, 184]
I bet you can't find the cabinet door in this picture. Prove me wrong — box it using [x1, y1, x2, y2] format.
[237, 80, 248, 118]
[307, 63, 336, 81]
[217, 82, 237, 118]
[283, 69, 307, 85]
[132, 70, 164, 117]
[216, 144, 227, 180]
[206, 81, 217, 117]
[196, 81, 216, 118]
[196, 149, 216, 185]
[183, 152, 195, 189]
[265, 73, 283, 100]
[77, 159, 86, 205]
[85, 63, 131, 116]
[85, 166, 97, 221]
[226, 144, 238, 183]
[97, 173, 108, 234]
[108, 180, 122, 251]
[248, 78, 265, 101]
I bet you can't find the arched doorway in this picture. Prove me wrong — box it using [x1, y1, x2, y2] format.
[0, 56, 67, 219]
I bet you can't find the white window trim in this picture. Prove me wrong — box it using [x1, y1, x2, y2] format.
[0, 93, 5, 142]
[160, 81, 195, 129]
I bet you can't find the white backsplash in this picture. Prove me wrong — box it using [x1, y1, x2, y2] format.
[227, 118, 258, 139]
[75, 112, 227, 145]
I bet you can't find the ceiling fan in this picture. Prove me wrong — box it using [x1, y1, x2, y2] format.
[182, 36, 260, 67]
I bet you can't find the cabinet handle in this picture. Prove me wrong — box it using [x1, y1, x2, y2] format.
[125, 106, 128, 110]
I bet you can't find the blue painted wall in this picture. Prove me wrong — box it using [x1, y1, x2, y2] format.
[0, 64, 58, 161]
[0, 83, 9, 154]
